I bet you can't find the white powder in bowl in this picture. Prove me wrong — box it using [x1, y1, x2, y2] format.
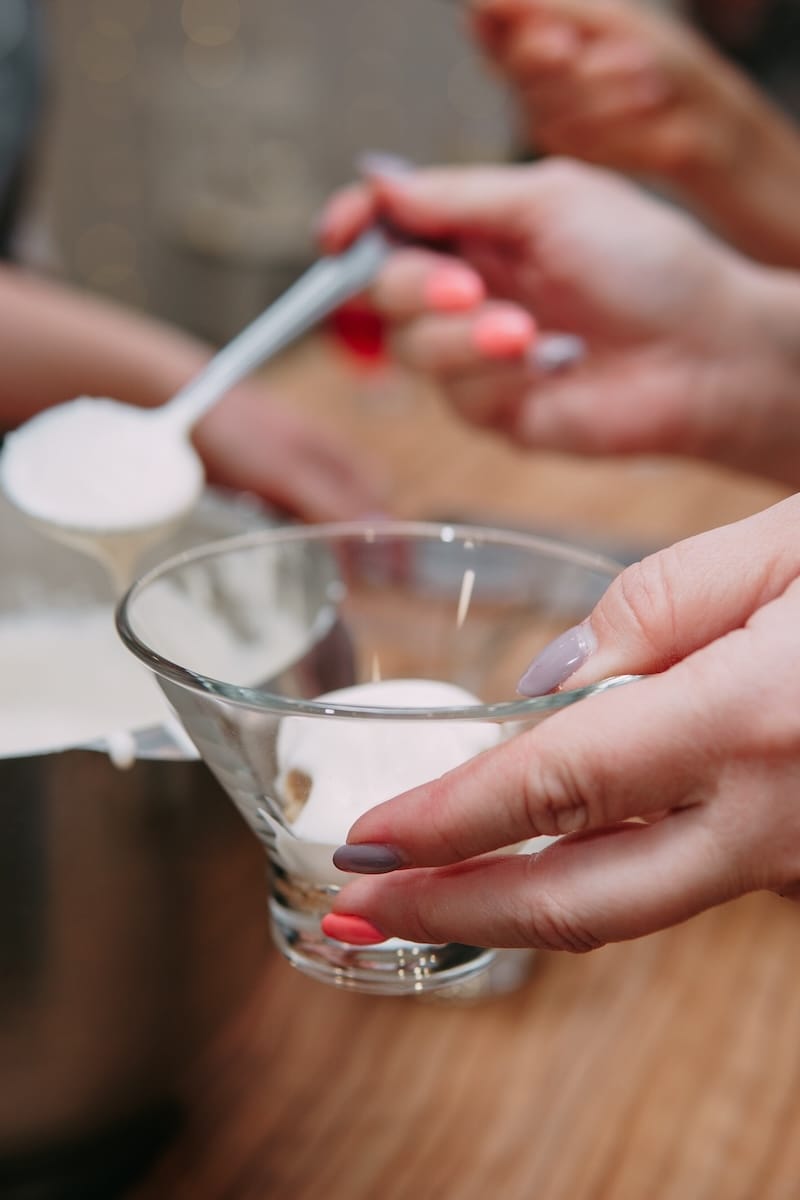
[276, 679, 502, 848]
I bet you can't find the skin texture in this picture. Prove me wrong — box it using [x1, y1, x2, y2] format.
[468, 0, 800, 267]
[327, 495, 800, 951]
[0, 266, 382, 523]
[319, 159, 800, 486]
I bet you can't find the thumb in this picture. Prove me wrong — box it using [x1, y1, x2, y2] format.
[518, 495, 800, 695]
[316, 162, 546, 254]
[370, 164, 547, 244]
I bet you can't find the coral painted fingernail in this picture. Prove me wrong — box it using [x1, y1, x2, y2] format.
[322, 913, 388, 945]
[424, 267, 484, 312]
[333, 843, 406, 873]
[517, 621, 597, 696]
[473, 310, 535, 358]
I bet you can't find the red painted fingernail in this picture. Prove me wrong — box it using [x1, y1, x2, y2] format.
[473, 310, 536, 358]
[424, 267, 484, 312]
[328, 302, 386, 364]
[322, 913, 388, 945]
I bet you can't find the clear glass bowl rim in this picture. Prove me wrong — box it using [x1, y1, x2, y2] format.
[116, 519, 623, 721]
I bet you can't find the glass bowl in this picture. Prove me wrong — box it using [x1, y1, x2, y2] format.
[117, 520, 623, 995]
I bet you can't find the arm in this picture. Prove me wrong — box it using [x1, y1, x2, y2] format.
[0, 266, 202, 425]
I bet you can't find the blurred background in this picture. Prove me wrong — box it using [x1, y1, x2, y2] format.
[10, 0, 511, 343]
[7, 0, 796, 348]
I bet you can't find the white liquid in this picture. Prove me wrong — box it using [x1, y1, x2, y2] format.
[0, 606, 172, 759]
[0, 397, 208, 763]
[272, 679, 503, 883]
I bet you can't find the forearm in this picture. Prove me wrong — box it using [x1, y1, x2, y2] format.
[0, 266, 210, 429]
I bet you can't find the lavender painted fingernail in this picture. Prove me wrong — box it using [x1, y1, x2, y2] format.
[356, 152, 414, 180]
[529, 333, 586, 374]
[517, 622, 597, 696]
[332, 843, 407, 874]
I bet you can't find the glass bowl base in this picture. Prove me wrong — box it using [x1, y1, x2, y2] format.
[269, 898, 495, 996]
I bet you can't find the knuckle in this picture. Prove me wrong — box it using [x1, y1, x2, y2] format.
[411, 904, 448, 948]
[518, 875, 604, 954]
[520, 750, 596, 836]
[598, 547, 684, 667]
[427, 777, 478, 862]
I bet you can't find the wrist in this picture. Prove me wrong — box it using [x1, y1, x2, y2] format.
[703, 260, 800, 484]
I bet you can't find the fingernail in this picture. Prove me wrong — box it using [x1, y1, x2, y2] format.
[333, 843, 407, 873]
[424, 266, 484, 312]
[357, 152, 414, 180]
[473, 310, 535, 358]
[517, 621, 597, 696]
[529, 333, 585, 374]
[322, 913, 388, 945]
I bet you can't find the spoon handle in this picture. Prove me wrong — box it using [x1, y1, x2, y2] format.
[164, 228, 392, 433]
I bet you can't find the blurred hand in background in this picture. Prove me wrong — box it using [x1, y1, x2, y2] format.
[468, 0, 800, 266]
[320, 159, 800, 485]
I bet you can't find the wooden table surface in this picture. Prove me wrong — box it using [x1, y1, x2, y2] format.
[134, 339, 800, 1200]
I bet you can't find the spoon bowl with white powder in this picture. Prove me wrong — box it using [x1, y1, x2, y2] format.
[0, 229, 392, 591]
[118, 520, 634, 995]
[1, 397, 205, 593]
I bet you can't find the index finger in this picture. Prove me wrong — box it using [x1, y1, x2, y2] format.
[317, 183, 378, 253]
[332, 661, 720, 872]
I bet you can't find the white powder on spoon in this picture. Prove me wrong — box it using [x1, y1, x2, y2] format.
[1, 397, 203, 531]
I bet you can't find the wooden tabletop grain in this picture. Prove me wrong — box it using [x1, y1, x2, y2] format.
[133, 338, 800, 1200]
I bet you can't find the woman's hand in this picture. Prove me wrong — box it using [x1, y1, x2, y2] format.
[471, 0, 753, 176]
[324, 494, 800, 951]
[469, 0, 800, 266]
[319, 159, 800, 485]
[192, 384, 383, 524]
